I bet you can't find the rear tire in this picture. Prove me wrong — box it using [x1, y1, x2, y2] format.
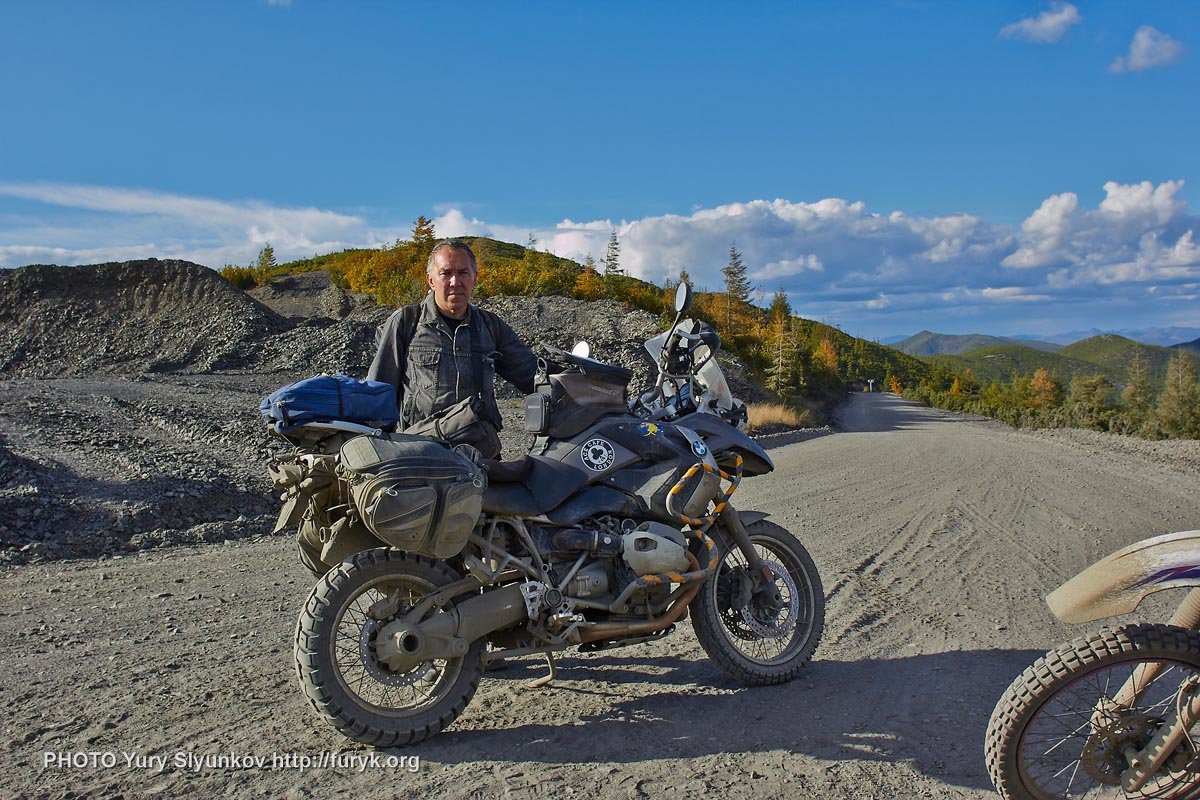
[691, 519, 824, 685]
[985, 623, 1200, 800]
[294, 548, 484, 746]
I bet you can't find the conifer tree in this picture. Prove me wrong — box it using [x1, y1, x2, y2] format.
[1028, 368, 1063, 409]
[411, 215, 436, 248]
[583, 254, 598, 273]
[814, 335, 839, 374]
[1122, 345, 1155, 419]
[410, 216, 437, 270]
[765, 314, 798, 401]
[602, 231, 623, 278]
[722, 244, 751, 302]
[1157, 352, 1200, 438]
[721, 244, 751, 328]
[255, 243, 277, 273]
[768, 289, 791, 321]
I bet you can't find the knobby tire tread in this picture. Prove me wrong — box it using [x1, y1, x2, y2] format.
[691, 520, 825, 686]
[293, 547, 484, 747]
[984, 623, 1200, 800]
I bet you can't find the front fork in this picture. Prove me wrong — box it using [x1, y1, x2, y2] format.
[1105, 587, 1200, 791]
[718, 506, 784, 611]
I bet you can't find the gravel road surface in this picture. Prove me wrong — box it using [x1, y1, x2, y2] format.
[4, 392, 1200, 800]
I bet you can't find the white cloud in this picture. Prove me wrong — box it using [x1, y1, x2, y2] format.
[1002, 192, 1079, 268]
[1003, 180, 1199, 283]
[4, 178, 1198, 339]
[752, 254, 824, 280]
[1110, 26, 1186, 73]
[999, 2, 1082, 44]
[980, 286, 1052, 302]
[0, 182, 375, 267]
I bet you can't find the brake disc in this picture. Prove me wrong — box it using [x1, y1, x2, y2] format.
[358, 619, 436, 688]
[739, 559, 799, 639]
[1081, 714, 1163, 785]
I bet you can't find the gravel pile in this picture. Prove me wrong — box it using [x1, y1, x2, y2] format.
[0, 376, 281, 565]
[0, 260, 769, 564]
[0, 259, 286, 375]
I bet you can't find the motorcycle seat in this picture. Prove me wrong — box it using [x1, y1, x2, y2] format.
[482, 482, 542, 516]
[483, 456, 534, 484]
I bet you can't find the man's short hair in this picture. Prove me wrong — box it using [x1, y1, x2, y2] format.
[427, 239, 477, 275]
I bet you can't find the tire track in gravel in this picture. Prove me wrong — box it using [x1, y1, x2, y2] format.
[5, 391, 1200, 800]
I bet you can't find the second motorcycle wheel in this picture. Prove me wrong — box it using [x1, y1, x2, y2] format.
[986, 623, 1200, 800]
[691, 519, 825, 685]
[294, 548, 485, 747]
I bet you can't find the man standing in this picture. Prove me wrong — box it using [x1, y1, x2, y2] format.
[367, 239, 537, 459]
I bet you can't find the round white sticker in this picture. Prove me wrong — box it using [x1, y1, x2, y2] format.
[580, 438, 616, 471]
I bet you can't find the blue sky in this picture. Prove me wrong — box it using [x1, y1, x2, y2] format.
[1, 1, 1198, 341]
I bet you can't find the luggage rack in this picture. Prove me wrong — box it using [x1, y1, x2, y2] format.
[294, 420, 384, 435]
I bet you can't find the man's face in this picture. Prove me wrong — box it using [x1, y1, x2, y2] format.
[427, 248, 476, 318]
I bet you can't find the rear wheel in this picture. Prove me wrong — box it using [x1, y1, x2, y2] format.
[294, 548, 484, 746]
[691, 519, 824, 684]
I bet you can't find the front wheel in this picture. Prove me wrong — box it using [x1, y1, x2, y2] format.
[691, 519, 824, 684]
[294, 548, 485, 747]
[986, 623, 1200, 800]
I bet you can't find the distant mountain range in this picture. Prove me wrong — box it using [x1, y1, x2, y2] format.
[904, 333, 1200, 389]
[892, 331, 1060, 356]
[888, 326, 1200, 350]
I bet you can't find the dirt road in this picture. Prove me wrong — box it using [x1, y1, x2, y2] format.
[4, 392, 1200, 800]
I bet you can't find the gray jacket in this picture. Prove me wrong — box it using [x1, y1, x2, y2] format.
[366, 293, 537, 430]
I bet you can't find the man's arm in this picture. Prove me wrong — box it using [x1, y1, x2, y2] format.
[490, 314, 537, 395]
[367, 310, 407, 413]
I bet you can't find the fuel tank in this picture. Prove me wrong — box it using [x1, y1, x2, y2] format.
[519, 415, 723, 522]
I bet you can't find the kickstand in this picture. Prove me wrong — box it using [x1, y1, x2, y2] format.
[523, 652, 557, 689]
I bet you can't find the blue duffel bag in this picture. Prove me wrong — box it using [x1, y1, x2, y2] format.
[260, 374, 398, 433]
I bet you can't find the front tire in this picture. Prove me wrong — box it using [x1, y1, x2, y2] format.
[691, 519, 824, 684]
[294, 548, 485, 747]
[986, 623, 1200, 800]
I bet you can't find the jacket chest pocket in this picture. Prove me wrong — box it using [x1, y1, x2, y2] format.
[407, 348, 443, 392]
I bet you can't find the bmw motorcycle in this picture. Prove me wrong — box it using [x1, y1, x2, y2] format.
[986, 529, 1200, 799]
[268, 283, 824, 746]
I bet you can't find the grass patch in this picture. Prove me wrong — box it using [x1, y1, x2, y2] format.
[747, 402, 813, 432]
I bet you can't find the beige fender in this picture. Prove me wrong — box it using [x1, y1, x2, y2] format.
[1048, 530, 1200, 624]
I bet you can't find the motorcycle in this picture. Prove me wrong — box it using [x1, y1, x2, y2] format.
[985, 529, 1200, 799]
[266, 283, 825, 746]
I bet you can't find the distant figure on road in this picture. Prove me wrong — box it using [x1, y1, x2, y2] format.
[366, 239, 537, 459]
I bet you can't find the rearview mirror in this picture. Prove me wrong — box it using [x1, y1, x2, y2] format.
[674, 282, 693, 314]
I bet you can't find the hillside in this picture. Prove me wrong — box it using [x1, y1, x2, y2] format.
[1173, 336, 1200, 354]
[919, 334, 1199, 390]
[926, 345, 1099, 384]
[232, 234, 933, 410]
[1057, 334, 1195, 385]
[892, 330, 1059, 356]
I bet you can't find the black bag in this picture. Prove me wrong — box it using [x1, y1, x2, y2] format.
[339, 433, 486, 559]
[403, 397, 502, 459]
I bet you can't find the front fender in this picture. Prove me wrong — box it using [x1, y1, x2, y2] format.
[1048, 530, 1200, 624]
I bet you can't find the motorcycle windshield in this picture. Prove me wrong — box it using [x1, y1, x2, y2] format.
[646, 319, 736, 415]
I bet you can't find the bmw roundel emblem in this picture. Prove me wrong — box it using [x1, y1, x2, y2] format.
[691, 440, 708, 458]
[581, 438, 617, 471]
